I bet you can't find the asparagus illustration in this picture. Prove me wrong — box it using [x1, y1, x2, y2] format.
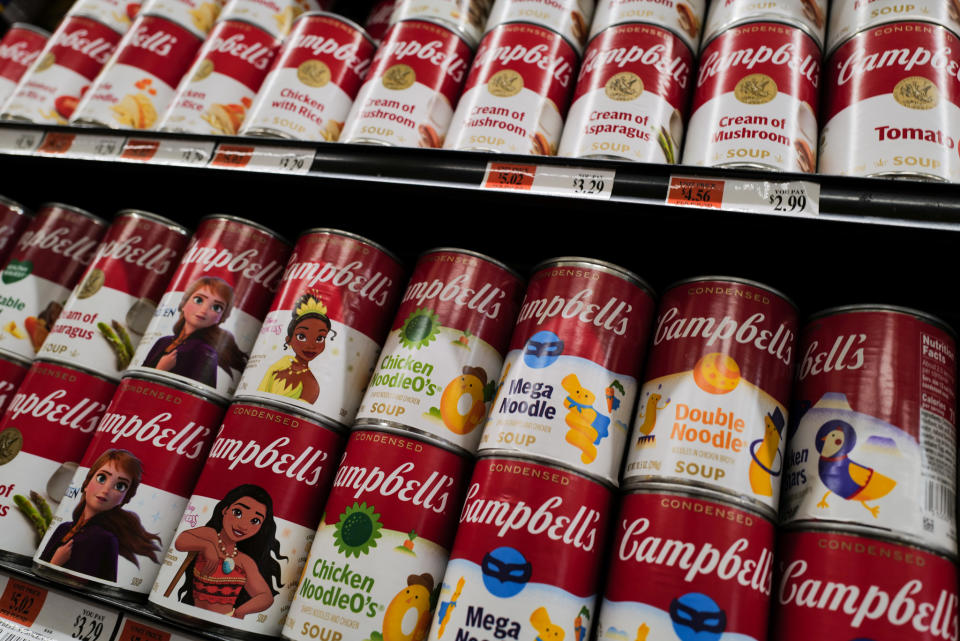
[14, 494, 47, 535]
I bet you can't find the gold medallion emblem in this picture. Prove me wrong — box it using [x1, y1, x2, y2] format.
[382, 64, 415, 90]
[77, 268, 105, 299]
[192, 58, 215, 82]
[0, 428, 22, 465]
[488, 69, 523, 97]
[34, 52, 55, 73]
[894, 76, 939, 110]
[734, 73, 777, 105]
[298, 59, 331, 88]
[605, 72, 643, 101]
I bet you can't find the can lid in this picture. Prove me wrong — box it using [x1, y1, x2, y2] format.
[120, 369, 228, 406]
[780, 521, 958, 562]
[298, 228, 403, 267]
[700, 18, 823, 53]
[199, 214, 292, 247]
[115, 209, 190, 237]
[804, 304, 957, 338]
[351, 423, 473, 459]
[390, 17, 478, 50]
[418, 247, 523, 282]
[33, 357, 118, 385]
[485, 20, 581, 59]
[620, 479, 776, 522]
[294, 11, 376, 47]
[0, 194, 29, 217]
[474, 451, 616, 490]
[40, 202, 108, 226]
[664, 275, 798, 310]
[583, 20, 694, 61]
[8, 22, 51, 38]
[531, 256, 655, 298]
[230, 396, 347, 433]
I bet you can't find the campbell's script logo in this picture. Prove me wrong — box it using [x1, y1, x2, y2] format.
[581, 42, 689, 89]
[654, 307, 794, 366]
[210, 31, 274, 70]
[0, 39, 42, 67]
[698, 43, 819, 89]
[333, 460, 453, 514]
[294, 33, 370, 77]
[94, 235, 178, 276]
[7, 389, 106, 434]
[17, 226, 100, 266]
[208, 431, 329, 486]
[129, 24, 178, 57]
[98, 411, 211, 459]
[797, 334, 866, 380]
[282, 254, 394, 307]
[402, 274, 507, 320]
[517, 287, 633, 336]
[837, 45, 954, 86]
[377, 38, 467, 84]
[473, 41, 572, 87]
[52, 27, 116, 65]
[180, 243, 284, 291]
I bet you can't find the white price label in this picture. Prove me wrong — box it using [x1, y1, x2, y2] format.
[119, 138, 214, 167]
[210, 143, 314, 175]
[0, 128, 42, 155]
[0, 574, 119, 641]
[61, 134, 125, 160]
[482, 162, 615, 200]
[666, 175, 820, 216]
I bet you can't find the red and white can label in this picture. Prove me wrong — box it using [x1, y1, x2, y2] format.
[828, 1, 960, 55]
[782, 308, 958, 554]
[0, 361, 116, 558]
[702, 0, 827, 49]
[590, 0, 705, 52]
[70, 14, 204, 129]
[772, 529, 959, 641]
[622, 279, 798, 515]
[557, 22, 693, 163]
[600, 492, 774, 641]
[241, 13, 376, 141]
[126, 216, 291, 400]
[682, 22, 821, 172]
[389, 0, 493, 47]
[354, 249, 523, 454]
[0, 197, 32, 268]
[445, 23, 577, 155]
[0, 25, 49, 106]
[147, 0, 226, 38]
[820, 22, 960, 181]
[219, 0, 327, 40]
[159, 19, 281, 135]
[340, 20, 472, 148]
[284, 429, 470, 641]
[33, 376, 225, 591]
[1, 16, 121, 124]
[38, 212, 190, 381]
[427, 457, 613, 641]
[486, 0, 595, 53]
[67, 0, 141, 35]
[149, 402, 344, 634]
[236, 230, 404, 426]
[0, 204, 107, 362]
[479, 261, 656, 485]
[365, 0, 396, 43]
[0, 353, 28, 416]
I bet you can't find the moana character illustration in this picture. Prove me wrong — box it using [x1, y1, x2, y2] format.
[258, 290, 335, 403]
[170, 484, 286, 619]
[142, 276, 248, 388]
[39, 449, 162, 583]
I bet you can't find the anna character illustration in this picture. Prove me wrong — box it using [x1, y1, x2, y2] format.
[39, 449, 162, 583]
[169, 484, 286, 619]
[258, 290, 335, 403]
[142, 276, 248, 388]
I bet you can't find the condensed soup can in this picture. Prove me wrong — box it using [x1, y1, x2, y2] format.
[0, 203, 108, 363]
[445, 22, 578, 154]
[125, 215, 291, 401]
[37, 210, 191, 381]
[589, 0, 705, 52]
[772, 528, 959, 640]
[478, 258, 657, 486]
[148, 401, 346, 637]
[819, 22, 960, 182]
[622, 277, 798, 518]
[0, 195, 32, 267]
[682, 21, 821, 172]
[389, 0, 493, 47]
[0, 15, 122, 124]
[145, 0, 227, 38]
[354, 248, 524, 455]
[158, 19, 282, 135]
[240, 12, 377, 141]
[339, 19, 473, 148]
[781, 305, 958, 556]
[32, 373, 226, 597]
[427, 456, 614, 641]
[827, 1, 960, 55]
[284, 427, 471, 641]
[0, 25, 50, 106]
[0, 360, 117, 563]
[0, 352, 29, 415]
[235, 229, 405, 427]
[702, 0, 827, 50]
[219, 0, 328, 40]
[485, 0, 596, 52]
[70, 13, 206, 129]
[365, 0, 397, 43]
[67, 0, 142, 34]
[557, 22, 694, 163]
[600, 487, 774, 641]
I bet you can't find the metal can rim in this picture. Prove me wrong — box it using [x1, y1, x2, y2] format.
[780, 522, 958, 562]
[584, 20, 694, 62]
[663, 275, 798, 310]
[120, 369, 228, 406]
[7, 22, 51, 38]
[804, 303, 957, 337]
[389, 17, 478, 50]
[531, 256, 656, 298]
[207, 16, 283, 43]
[227, 397, 347, 434]
[198, 213, 292, 247]
[483, 19, 582, 58]
[115, 209, 191, 237]
[475, 451, 616, 490]
[418, 247, 523, 282]
[297, 227, 404, 268]
[60, 12, 125, 36]
[33, 357, 117, 386]
[294, 10, 377, 48]
[0, 194, 29, 217]
[620, 480, 776, 524]
[826, 17, 960, 58]
[351, 423, 474, 460]
[39, 202, 108, 226]
[700, 17, 823, 53]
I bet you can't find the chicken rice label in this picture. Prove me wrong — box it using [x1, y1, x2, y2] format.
[589, 0, 706, 53]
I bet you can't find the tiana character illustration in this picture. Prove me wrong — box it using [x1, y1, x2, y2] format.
[39, 449, 162, 583]
[142, 276, 248, 388]
[258, 290, 335, 403]
[170, 484, 286, 619]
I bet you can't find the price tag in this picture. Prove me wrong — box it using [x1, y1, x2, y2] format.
[482, 162, 615, 200]
[0, 574, 120, 641]
[211, 143, 314, 174]
[667, 175, 820, 216]
[116, 618, 171, 641]
[118, 138, 214, 167]
[61, 134, 125, 160]
[0, 578, 47, 627]
[666, 176, 725, 209]
[36, 132, 76, 155]
[483, 162, 536, 191]
[0, 128, 42, 155]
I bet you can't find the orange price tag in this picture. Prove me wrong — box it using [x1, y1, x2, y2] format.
[37, 132, 76, 155]
[666, 176, 725, 209]
[211, 144, 254, 168]
[121, 139, 160, 162]
[0, 578, 47, 627]
[118, 619, 171, 641]
[484, 162, 536, 191]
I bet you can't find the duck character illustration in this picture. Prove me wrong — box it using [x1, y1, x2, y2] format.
[382, 574, 434, 641]
[815, 419, 896, 518]
[634, 388, 670, 440]
[562, 374, 611, 464]
[531, 607, 564, 641]
[748, 407, 785, 497]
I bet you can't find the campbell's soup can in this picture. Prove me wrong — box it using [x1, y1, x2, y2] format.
[37, 210, 190, 381]
[0, 360, 117, 563]
[284, 427, 471, 641]
[622, 277, 798, 518]
[819, 22, 960, 182]
[0, 15, 122, 124]
[125, 215, 291, 401]
[0, 195, 31, 267]
[828, 1, 960, 55]
[219, 0, 328, 40]
[445, 22, 578, 155]
[32, 373, 226, 596]
[702, 0, 827, 50]
[365, 0, 396, 43]
[478, 258, 656, 485]
[340, 19, 473, 148]
[772, 528, 959, 640]
[558, 22, 694, 163]
[0, 203, 108, 363]
[427, 456, 613, 641]
[148, 401, 345, 637]
[158, 19, 281, 135]
[0, 352, 29, 415]
[70, 13, 206, 129]
[682, 22, 821, 173]
[148, 0, 226, 38]
[0, 25, 50, 106]
[354, 248, 524, 455]
[240, 12, 377, 141]
[589, 0, 705, 52]
[67, 0, 142, 34]
[236, 229, 405, 427]
[389, 0, 493, 47]
[486, 0, 595, 52]
[781, 305, 958, 556]
[600, 488, 774, 641]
